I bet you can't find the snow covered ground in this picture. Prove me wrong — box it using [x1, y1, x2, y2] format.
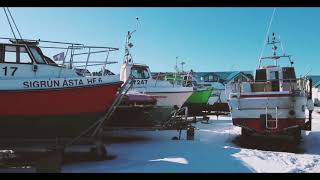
[2, 108, 320, 173]
[61, 108, 320, 173]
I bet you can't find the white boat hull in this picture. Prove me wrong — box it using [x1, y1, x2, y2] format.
[229, 93, 308, 133]
[146, 91, 193, 108]
[229, 96, 307, 119]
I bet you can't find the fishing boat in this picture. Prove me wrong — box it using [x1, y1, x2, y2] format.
[228, 32, 313, 140]
[0, 38, 122, 138]
[120, 30, 193, 123]
[183, 71, 230, 113]
[164, 72, 213, 116]
[184, 87, 213, 116]
[196, 81, 230, 113]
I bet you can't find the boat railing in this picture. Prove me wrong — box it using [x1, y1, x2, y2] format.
[0, 37, 119, 78]
[65, 45, 118, 77]
[230, 78, 309, 96]
[154, 72, 177, 87]
[162, 72, 193, 88]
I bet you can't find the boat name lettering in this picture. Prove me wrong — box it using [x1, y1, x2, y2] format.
[62, 79, 84, 87]
[23, 80, 61, 88]
[87, 77, 102, 84]
[22, 79, 91, 88]
[133, 79, 148, 85]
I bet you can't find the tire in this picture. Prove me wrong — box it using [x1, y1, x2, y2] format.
[292, 128, 302, 144]
[91, 144, 108, 160]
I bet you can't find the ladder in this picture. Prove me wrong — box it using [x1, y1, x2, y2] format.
[91, 76, 135, 137]
[265, 106, 278, 130]
[65, 76, 134, 147]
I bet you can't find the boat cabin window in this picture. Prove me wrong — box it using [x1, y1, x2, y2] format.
[29, 47, 46, 64]
[131, 66, 150, 79]
[269, 71, 279, 80]
[255, 69, 267, 82]
[4, 45, 32, 64]
[282, 67, 296, 82]
[19, 47, 32, 63]
[4, 46, 16, 63]
[43, 55, 58, 66]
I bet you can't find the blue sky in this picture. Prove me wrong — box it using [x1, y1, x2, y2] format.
[1, 7, 320, 76]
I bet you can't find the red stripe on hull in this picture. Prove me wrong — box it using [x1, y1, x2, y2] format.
[240, 94, 291, 98]
[233, 118, 305, 133]
[0, 83, 122, 116]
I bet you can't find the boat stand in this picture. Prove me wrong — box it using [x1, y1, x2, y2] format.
[103, 106, 196, 141]
[0, 137, 110, 173]
[166, 106, 195, 140]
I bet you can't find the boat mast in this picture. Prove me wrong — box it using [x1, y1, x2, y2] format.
[259, 32, 293, 67]
[124, 17, 140, 65]
[270, 32, 280, 66]
[180, 61, 185, 72]
[175, 56, 179, 72]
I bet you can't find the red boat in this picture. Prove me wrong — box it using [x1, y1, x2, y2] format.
[106, 91, 158, 127]
[0, 38, 122, 138]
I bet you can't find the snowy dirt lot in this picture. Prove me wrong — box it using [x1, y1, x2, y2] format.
[1, 108, 320, 173]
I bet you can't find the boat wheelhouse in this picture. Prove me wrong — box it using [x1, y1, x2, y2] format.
[228, 32, 313, 139]
[120, 62, 193, 108]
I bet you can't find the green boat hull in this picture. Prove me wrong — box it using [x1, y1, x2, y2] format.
[186, 88, 213, 104]
[184, 88, 213, 116]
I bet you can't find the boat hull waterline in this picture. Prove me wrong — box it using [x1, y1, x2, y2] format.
[0, 82, 122, 138]
[229, 93, 307, 133]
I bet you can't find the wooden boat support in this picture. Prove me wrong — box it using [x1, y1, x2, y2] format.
[103, 105, 196, 141]
[163, 106, 196, 140]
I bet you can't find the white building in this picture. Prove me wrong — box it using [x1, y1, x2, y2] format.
[312, 81, 320, 106]
[307, 75, 320, 106]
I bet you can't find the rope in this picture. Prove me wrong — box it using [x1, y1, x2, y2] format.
[6, 7, 23, 39]
[258, 8, 277, 67]
[3, 7, 17, 40]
